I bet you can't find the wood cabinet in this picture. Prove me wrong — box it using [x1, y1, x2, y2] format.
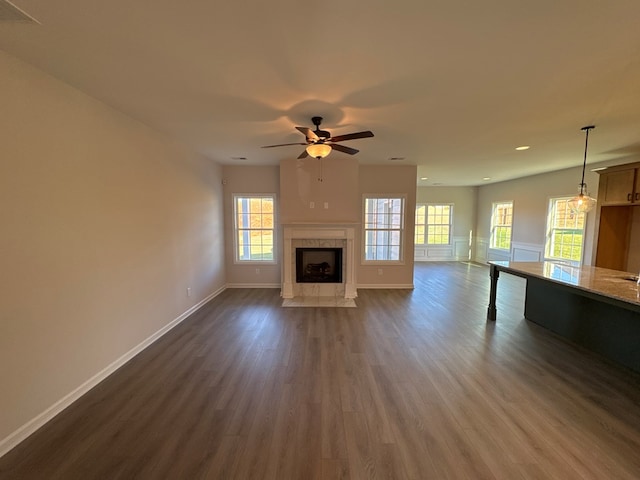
[598, 164, 640, 205]
[594, 162, 640, 270]
[594, 206, 632, 270]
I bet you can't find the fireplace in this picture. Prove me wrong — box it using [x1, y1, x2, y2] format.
[281, 225, 356, 299]
[296, 248, 343, 283]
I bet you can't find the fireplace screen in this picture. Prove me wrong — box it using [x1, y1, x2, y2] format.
[296, 248, 343, 283]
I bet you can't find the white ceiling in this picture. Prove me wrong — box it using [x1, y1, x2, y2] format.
[2, 0, 640, 186]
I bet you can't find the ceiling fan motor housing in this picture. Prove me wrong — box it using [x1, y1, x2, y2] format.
[311, 116, 330, 140]
[314, 130, 330, 140]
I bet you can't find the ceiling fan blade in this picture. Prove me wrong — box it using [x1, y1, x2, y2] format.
[329, 131, 374, 143]
[331, 144, 359, 155]
[297, 149, 309, 159]
[261, 142, 307, 148]
[296, 127, 319, 141]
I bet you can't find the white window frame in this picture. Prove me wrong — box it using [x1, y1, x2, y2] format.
[415, 203, 453, 245]
[415, 203, 427, 245]
[233, 194, 277, 264]
[363, 195, 405, 264]
[544, 196, 587, 265]
[490, 201, 513, 251]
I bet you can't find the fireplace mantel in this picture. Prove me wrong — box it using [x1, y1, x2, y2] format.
[281, 224, 357, 299]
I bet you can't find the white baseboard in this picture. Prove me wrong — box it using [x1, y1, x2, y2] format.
[225, 283, 280, 288]
[0, 285, 226, 459]
[357, 283, 415, 289]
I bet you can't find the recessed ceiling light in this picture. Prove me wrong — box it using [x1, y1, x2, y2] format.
[231, 156, 247, 160]
[420, 177, 428, 180]
[389, 157, 405, 161]
[482, 177, 491, 181]
[515, 146, 530, 151]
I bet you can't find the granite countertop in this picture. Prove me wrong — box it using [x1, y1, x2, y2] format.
[489, 261, 640, 307]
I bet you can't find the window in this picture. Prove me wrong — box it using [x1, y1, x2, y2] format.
[364, 196, 405, 261]
[545, 197, 586, 263]
[234, 195, 275, 262]
[415, 204, 453, 245]
[490, 202, 513, 250]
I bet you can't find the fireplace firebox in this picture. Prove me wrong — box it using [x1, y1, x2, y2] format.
[296, 248, 343, 283]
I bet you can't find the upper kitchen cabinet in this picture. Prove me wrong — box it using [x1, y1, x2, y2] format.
[598, 163, 640, 205]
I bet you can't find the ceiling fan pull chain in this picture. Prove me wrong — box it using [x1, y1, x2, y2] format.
[318, 157, 323, 182]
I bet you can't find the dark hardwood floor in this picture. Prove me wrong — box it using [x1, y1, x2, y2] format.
[2, 262, 640, 479]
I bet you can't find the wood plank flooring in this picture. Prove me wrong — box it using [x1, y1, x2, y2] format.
[2, 262, 640, 479]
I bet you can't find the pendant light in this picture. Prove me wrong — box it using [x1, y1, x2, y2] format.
[567, 125, 597, 214]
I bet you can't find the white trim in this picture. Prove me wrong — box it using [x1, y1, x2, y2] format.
[489, 201, 514, 250]
[0, 285, 226, 459]
[282, 225, 357, 300]
[414, 235, 470, 262]
[226, 283, 280, 288]
[487, 247, 511, 262]
[362, 194, 406, 263]
[511, 241, 544, 262]
[233, 193, 277, 264]
[543, 195, 587, 265]
[415, 202, 454, 246]
[358, 283, 414, 289]
[360, 259, 405, 265]
[475, 237, 489, 263]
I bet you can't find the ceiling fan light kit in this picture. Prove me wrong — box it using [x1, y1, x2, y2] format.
[306, 143, 332, 159]
[568, 125, 597, 214]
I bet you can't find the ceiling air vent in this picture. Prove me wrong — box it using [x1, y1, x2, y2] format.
[0, 0, 39, 23]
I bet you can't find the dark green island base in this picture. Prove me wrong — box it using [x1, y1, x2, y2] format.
[488, 261, 640, 374]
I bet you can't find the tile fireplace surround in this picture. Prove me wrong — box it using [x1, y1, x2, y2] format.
[281, 225, 357, 300]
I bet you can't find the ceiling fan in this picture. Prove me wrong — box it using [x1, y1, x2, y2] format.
[262, 116, 374, 159]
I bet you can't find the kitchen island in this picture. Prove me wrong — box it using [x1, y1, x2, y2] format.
[487, 261, 640, 373]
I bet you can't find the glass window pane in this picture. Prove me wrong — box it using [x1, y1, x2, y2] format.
[491, 202, 513, 249]
[364, 197, 404, 261]
[234, 195, 276, 262]
[545, 197, 586, 262]
[424, 204, 453, 245]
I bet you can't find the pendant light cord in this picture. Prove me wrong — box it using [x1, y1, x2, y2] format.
[580, 125, 595, 194]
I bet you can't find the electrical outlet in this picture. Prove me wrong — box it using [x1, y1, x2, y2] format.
[187, 287, 192, 297]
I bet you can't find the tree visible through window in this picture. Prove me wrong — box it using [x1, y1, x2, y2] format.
[234, 195, 275, 262]
[415, 204, 452, 245]
[545, 197, 586, 262]
[364, 197, 404, 261]
[490, 202, 513, 250]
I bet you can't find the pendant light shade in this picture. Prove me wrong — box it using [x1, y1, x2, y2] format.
[568, 125, 596, 214]
[567, 191, 597, 214]
[306, 143, 331, 159]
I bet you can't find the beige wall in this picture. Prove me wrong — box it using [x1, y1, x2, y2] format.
[358, 165, 417, 287]
[226, 162, 417, 288]
[279, 156, 360, 224]
[476, 164, 602, 264]
[222, 165, 281, 286]
[416, 186, 478, 237]
[0, 52, 225, 448]
[414, 186, 477, 262]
